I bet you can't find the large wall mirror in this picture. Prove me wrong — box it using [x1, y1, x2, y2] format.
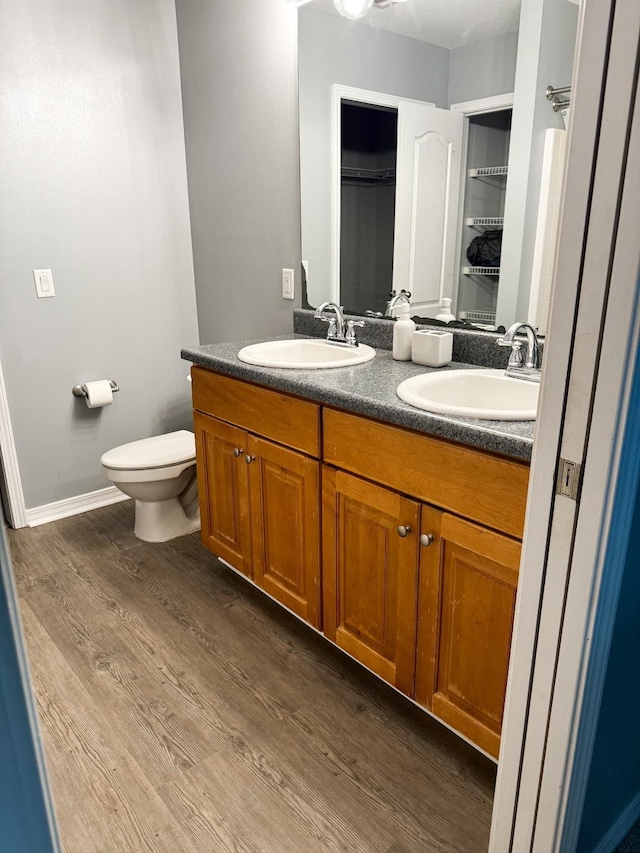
[298, 0, 579, 331]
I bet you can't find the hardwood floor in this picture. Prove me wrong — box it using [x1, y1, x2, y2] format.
[9, 502, 495, 852]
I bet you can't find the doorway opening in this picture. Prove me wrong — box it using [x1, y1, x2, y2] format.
[340, 100, 398, 316]
[456, 109, 512, 327]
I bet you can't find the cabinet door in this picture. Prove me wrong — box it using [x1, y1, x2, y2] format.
[416, 507, 520, 757]
[193, 412, 252, 578]
[323, 468, 420, 695]
[248, 435, 321, 628]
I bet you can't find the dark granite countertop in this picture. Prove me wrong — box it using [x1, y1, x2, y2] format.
[181, 335, 535, 462]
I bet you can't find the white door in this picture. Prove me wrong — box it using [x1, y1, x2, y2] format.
[491, 0, 640, 847]
[393, 103, 464, 316]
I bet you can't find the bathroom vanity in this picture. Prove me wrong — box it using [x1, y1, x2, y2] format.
[183, 328, 533, 759]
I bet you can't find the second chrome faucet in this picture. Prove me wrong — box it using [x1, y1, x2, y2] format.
[496, 322, 542, 382]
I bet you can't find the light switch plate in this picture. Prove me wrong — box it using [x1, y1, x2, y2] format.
[282, 268, 294, 300]
[33, 269, 55, 298]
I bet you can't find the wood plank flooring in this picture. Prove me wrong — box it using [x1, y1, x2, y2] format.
[9, 502, 495, 852]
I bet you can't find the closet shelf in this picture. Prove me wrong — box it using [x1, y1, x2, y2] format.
[459, 309, 497, 327]
[465, 217, 504, 228]
[468, 166, 508, 178]
[341, 166, 396, 186]
[462, 266, 501, 276]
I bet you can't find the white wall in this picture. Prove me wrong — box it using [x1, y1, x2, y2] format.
[175, 0, 301, 344]
[0, 0, 199, 509]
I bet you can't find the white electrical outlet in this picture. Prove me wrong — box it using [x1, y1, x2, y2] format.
[33, 269, 55, 298]
[282, 268, 294, 300]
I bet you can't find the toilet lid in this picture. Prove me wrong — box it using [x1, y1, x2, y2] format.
[101, 430, 196, 471]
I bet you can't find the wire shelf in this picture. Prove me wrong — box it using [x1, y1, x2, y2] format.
[462, 266, 501, 276]
[468, 166, 508, 178]
[465, 217, 504, 227]
[459, 310, 497, 325]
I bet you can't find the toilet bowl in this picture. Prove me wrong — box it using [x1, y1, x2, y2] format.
[101, 430, 200, 543]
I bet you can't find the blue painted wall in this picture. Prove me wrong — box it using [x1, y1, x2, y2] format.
[0, 522, 59, 852]
[577, 360, 640, 851]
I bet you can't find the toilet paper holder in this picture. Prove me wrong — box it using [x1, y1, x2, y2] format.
[72, 380, 119, 399]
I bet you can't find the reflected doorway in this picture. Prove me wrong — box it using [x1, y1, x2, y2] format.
[340, 101, 398, 315]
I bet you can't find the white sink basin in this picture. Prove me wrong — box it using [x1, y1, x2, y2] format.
[397, 368, 539, 420]
[237, 339, 376, 369]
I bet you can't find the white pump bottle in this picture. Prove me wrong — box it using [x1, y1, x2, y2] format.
[392, 303, 416, 361]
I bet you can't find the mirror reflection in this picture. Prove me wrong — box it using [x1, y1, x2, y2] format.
[298, 0, 579, 331]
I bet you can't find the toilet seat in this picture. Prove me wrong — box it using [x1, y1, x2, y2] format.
[101, 430, 195, 472]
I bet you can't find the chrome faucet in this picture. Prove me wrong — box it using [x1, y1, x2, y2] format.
[314, 302, 364, 348]
[385, 289, 412, 317]
[496, 322, 542, 382]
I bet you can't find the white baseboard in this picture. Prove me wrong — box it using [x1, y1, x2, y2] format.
[26, 486, 129, 527]
[592, 789, 640, 853]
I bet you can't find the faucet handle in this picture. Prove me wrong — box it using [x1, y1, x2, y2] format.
[507, 340, 524, 369]
[497, 336, 524, 367]
[346, 319, 365, 346]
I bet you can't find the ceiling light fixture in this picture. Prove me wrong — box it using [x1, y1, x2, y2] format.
[333, 0, 410, 20]
[373, 0, 410, 8]
[333, 0, 374, 19]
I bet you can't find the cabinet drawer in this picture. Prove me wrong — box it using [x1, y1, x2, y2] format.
[192, 367, 321, 458]
[323, 409, 529, 538]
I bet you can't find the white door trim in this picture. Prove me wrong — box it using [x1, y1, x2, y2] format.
[330, 84, 435, 307]
[449, 92, 515, 116]
[0, 358, 27, 528]
[490, 0, 640, 847]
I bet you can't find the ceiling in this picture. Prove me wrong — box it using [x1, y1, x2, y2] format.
[307, 0, 522, 50]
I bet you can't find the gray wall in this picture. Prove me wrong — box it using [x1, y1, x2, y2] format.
[298, 7, 450, 308]
[449, 31, 519, 105]
[0, 0, 199, 510]
[175, 0, 301, 344]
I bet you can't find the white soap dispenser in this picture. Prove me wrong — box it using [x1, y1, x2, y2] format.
[392, 303, 416, 361]
[435, 298, 456, 323]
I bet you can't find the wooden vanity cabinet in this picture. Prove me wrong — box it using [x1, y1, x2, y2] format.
[323, 408, 527, 756]
[192, 367, 529, 756]
[415, 506, 520, 758]
[248, 435, 321, 628]
[194, 411, 252, 578]
[192, 369, 322, 628]
[322, 467, 421, 696]
[322, 468, 521, 756]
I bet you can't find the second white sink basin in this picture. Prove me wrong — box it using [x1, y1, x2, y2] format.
[237, 339, 376, 369]
[397, 368, 539, 420]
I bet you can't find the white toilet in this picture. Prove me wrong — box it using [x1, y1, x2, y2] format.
[101, 430, 200, 543]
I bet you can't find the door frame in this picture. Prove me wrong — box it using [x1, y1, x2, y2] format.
[490, 0, 640, 846]
[330, 84, 434, 307]
[0, 357, 27, 529]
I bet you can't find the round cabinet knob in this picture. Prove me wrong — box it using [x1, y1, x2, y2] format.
[233, 448, 244, 458]
[420, 533, 434, 547]
[245, 454, 256, 464]
[397, 525, 412, 538]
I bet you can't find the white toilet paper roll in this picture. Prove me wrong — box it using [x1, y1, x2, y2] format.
[84, 380, 113, 409]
